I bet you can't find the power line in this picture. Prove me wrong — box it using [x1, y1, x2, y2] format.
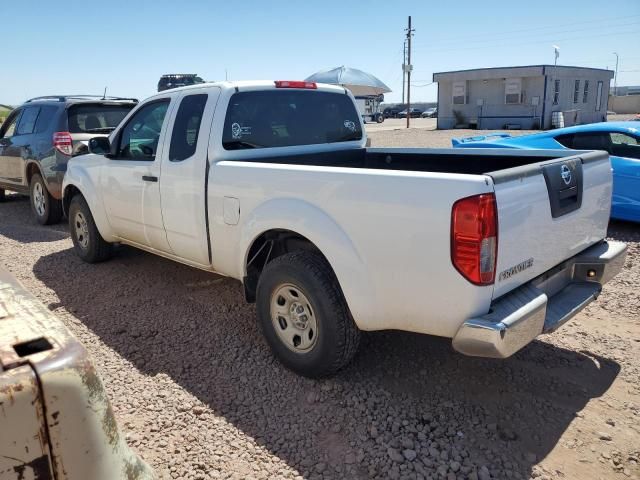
[410, 29, 639, 55]
[411, 14, 640, 48]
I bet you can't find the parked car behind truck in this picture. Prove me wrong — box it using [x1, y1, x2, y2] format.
[63, 80, 626, 377]
[0, 96, 137, 224]
[452, 122, 640, 222]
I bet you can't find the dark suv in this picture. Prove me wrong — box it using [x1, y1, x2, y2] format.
[0, 96, 137, 224]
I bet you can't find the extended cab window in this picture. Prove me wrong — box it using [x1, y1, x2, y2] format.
[223, 90, 362, 150]
[169, 94, 208, 161]
[116, 100, 169, 161]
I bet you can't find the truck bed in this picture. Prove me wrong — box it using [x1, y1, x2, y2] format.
[232, 147, 578, 175]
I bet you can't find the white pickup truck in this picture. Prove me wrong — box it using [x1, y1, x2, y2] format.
[62, 80, 627, 377]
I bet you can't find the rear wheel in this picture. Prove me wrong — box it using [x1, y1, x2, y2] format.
[256, 251, 360, 378]
[68, 195, 112, 263]
[30, 173, 63, 225]
[376, 114, 384, 123]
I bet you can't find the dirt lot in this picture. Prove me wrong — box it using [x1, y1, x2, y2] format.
[0, 127, 638, 480]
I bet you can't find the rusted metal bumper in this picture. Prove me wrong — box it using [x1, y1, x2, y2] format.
[0, 265, 156, 480]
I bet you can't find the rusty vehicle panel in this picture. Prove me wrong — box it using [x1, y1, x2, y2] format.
[0, 266, 155, 480]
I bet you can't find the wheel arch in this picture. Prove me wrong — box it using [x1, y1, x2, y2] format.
[62, 177, 115, 243]
[238, 199, 376, 329]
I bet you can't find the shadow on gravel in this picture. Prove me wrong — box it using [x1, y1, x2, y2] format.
[33, 245, 621, 479]
[0, 194, 68, 243]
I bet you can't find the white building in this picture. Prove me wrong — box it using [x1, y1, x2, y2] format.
[433, 65, 614, 130]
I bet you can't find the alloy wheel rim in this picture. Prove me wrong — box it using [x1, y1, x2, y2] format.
[270, 283, 318, 353]
[74, 212, 90, 249]
[33, 182, 46, 217]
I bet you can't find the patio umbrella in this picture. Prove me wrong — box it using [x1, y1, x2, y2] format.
[305, 66, 391, 97]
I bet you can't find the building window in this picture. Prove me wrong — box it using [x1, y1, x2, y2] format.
[573, 80, 580, 103]
[553, 79, 560, 105]
[505, 78, 522, 104]
[583, 80, 589, 103]
[596, 81, 603, 111]
[452, 81, 466, 105]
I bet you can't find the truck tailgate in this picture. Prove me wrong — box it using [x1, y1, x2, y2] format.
[490, 150, 612, 299]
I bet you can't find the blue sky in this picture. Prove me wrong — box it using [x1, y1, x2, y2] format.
[1, 0, 639, 105]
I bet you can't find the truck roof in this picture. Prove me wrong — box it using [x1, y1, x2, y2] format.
[145, 80, 349, 100]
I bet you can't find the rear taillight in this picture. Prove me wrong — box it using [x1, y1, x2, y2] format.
[53, 132, 73, 156]
[451, 193, 498, 285]
[274, 80, 317, 89]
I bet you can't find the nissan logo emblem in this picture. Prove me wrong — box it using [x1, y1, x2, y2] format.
[560, 164, 572, 185]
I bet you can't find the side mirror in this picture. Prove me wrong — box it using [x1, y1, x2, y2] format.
[88, 136, 112, 156]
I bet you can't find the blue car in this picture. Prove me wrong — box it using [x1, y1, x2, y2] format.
[452, 122, 640, 222]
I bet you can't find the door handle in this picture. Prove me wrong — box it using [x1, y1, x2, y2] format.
[142, 175, 158, 182]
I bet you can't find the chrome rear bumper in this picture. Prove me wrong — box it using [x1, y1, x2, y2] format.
[452, 240, 627, 358]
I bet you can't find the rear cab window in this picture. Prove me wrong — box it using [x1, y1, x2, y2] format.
[67, 103, 135, 134]
[222, 90, 362, 150]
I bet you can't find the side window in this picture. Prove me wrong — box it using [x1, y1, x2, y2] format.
[596, 81, 604, 111]
[570, 133, 612, 152]
[555, 133, 574, 148]
[582, 80, 589, 103]
[16, 107, 40, 135]
[169, 94, 208, 162]
[117, 100, 169, 161]
[609, 133, 640, 159]
[34, 106, 58, 134]
[0, 110, 22, 139]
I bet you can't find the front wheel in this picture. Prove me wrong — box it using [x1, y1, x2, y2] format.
[376, 114, 384, 123]
[30, 173, 63, 225]
[256, 252, 360, 378]
[68, 195, 112, 263]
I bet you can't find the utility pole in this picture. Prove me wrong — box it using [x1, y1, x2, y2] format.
[613, 52, 619, 95]
[405, 16, 414, 129]
[402, 39, 407, 105]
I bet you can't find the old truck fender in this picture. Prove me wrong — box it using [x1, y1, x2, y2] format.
[0, 266, 156, 480]
[238, 198, 377, 330]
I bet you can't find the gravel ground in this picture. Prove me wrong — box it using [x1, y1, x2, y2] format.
[1, 128, 639, 480]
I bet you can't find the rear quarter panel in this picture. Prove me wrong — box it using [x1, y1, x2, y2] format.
[209, 162, 495, 338]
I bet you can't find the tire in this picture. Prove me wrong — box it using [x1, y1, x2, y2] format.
[0, 189, 5, 202]
[376, 114, 384, 123]
[68, 194, 112, 263]
[256, 251, 360, 378]
[30, 173, 63, 225]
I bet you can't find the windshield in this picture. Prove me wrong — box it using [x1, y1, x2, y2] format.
[223, 90, 362, 150]
[67, 103, 135, 133]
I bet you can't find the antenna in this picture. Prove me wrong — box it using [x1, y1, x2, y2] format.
[102, 86, 107, 100]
